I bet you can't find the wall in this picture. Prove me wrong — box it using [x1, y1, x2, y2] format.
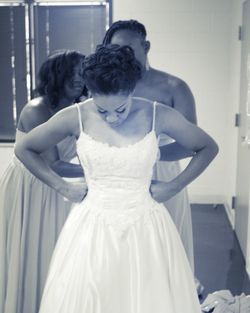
[0, 144, 14, 177]
[113, 0, 242, 219]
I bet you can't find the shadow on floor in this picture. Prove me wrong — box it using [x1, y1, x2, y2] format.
[191, 203, 250, 299]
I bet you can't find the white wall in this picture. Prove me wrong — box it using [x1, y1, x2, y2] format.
[0, 144, 14, 177]
[113, 0, 242, 215]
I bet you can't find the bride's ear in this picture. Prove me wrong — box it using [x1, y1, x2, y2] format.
[144, 41, 150, 54]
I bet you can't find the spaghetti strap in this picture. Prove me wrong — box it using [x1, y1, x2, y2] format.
[152, 101, 157, 131]
[76, 103, 83, 133]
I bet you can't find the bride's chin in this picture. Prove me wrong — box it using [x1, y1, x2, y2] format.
[108, 120, 123, 127]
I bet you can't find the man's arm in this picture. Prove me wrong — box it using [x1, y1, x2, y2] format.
[159, 77, 197, 161]
[171, 78, 197, 125]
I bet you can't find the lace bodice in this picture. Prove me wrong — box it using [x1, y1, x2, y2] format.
[75, 103, 159, 233]
[77, 129, 158, 196]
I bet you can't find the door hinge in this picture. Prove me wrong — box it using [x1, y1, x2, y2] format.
[235, 113, 240, 127]
[238, 25, 242, 41]
[232, 196, 236, 209]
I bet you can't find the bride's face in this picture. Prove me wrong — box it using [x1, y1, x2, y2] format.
[93, 93, 133, 127]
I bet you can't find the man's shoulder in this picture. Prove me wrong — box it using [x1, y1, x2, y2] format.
[149, 68, 185, 89]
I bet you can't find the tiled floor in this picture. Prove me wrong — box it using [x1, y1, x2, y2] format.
[192, 204, 250, 299]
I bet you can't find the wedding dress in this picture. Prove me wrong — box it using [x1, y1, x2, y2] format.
[38, 103, 201, 313]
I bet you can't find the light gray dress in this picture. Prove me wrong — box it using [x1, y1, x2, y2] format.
[0, 130, 76, 313]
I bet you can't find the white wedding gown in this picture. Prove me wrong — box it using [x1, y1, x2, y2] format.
[38, 103, 201, 313]
[153, 134, 194, 272]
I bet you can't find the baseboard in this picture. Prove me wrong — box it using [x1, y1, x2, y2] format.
[246, 262, 250, 279]
[189, 194, 226, 204]
[190, 194, 235, 229]
[223, 201, 235, 229]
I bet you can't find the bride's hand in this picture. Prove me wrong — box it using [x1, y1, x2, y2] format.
[61, 180, 88, 203]
[149, 180, 181, 203]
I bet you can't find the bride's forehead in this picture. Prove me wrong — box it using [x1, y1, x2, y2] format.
[93, 94, 130, 109]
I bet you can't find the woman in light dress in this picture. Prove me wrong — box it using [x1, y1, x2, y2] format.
[0, 50, 87, 313]
[15, 44, 218, 313]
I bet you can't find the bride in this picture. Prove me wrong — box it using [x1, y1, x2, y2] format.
[15, 44, 218, 313]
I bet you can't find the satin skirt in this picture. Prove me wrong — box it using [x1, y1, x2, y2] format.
[39, 191, 201, 313]
[153, 160, 194, 272]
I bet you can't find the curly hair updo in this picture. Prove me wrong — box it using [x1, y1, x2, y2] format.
[83, 44, 142, 95]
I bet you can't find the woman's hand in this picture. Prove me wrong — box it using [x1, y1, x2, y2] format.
[149, 180, 181, 203]
[61, 180, 88, 203]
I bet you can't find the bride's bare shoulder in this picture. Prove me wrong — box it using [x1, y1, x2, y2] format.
[132, 97, 172, 117]
[132, 97, 154, 114]
[78, 97, 94, 107]
[77, 98, 95, 115]
[133, 96, 153, 107]
[154, 100, 187, 134]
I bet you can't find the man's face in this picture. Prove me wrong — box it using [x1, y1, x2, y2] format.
[110, 30, 148, 68]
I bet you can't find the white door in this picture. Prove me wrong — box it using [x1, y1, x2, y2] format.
[235, 0, 250, 273]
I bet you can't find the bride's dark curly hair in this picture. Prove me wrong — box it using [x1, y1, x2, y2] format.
[83, 44, 142, 95]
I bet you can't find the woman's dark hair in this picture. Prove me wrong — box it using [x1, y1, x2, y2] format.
[83, 44, 142, 95]
[102, 20, 147, 45]
[36, 50, 88, 108]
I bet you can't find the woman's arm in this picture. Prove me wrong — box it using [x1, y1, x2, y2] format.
[159, 142, 195, 161]
[18, 101, 84, 178]
[51, 160, 84, 178]
[15, 106, 85, 202]
[39, 148, 85, 178]
[151, 104, 218, 202]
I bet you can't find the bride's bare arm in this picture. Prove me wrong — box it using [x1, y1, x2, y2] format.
[151, 103, 218, 202]
[15, 106, 85, 201]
